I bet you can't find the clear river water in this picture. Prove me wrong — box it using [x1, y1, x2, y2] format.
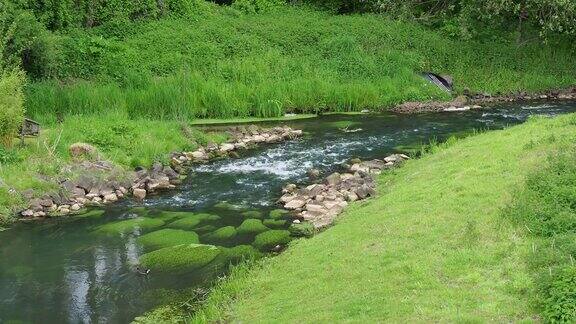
[1, 101, 575, 323]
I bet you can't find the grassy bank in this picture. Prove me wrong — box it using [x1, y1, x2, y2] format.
[148, 113, 576, 322]
[0, 115, 228, 222]
[24, 4, 576, 122]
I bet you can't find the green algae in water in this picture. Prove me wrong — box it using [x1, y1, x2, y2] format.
[168, 213, 220, 230]
[236, 219, 269, 236]
[202, 226, 237, 244]
[213, 201, 244, 211]
[253, 230, 292, 251]
[289, 222, 315, 237]
[263, 219, 287, 229]
[269, 209, 290, 220]
[137, 229, 199, 250]
[241, 210, 263, 219]
[139, 244, 221, 274]
[94, 217, 165, 235]
[76, 209, 106, 218]
[328, 120, 361, 130]
[128, 207, 149, 216]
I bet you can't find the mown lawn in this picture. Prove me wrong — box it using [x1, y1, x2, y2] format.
[181, 113, 576, 322]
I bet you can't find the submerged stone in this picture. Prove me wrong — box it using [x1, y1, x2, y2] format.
[213, 201, 243, 211]
[263, 219, 287, 229]
[289, 222, 315, 237]
[139, 243, 221, 274]
[137, 229, 199, 250]
[152, 210, 196, 222]
[253, 230, 292, 251]
[94, 217, 165, 235]
[77, 209, 105, 218]
[269, 209, 290, 220]
[241, 210, 263, 219]
[203, 226, 237, 244]
[237, 219, 269, 236]
[168, 213, 220, 230]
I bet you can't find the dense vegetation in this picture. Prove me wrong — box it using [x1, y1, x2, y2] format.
[506, 149, 576, 322]
[151, 113, 575, 323]
[0, 0, 575, 123]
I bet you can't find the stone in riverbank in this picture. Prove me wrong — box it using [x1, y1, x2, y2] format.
[18, 125, 303, 221]
[279, 154, 409, 229]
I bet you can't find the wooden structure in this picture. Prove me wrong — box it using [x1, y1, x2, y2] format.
[19, 118, 40, 145]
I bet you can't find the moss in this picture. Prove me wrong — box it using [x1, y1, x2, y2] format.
[152, 210, 195, 222]
[94, 217, 165, 235]
[139, 243, 221, 274]
[203, 226, 237, 244]
[289, 222, 315, 237]
[168, 213, 220, 230]
[269, 209, 290, 220]
[263, 219, 287, 229]
[253, 230, 292, 251]
[241, 210, 263, 218]
[137, 229, 199, 250]
[202, 245, 264, 275]
[214, 202, 243, 211]
[77, 209, 105, 218]
[237, 219, 269, 236]
[128, 207, 149, 216]
[193, 224, 218, 234]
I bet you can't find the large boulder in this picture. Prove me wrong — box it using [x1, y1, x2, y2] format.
[253, 230, 292, 251]
[69, 143, 97, 159]
[136, 228, 199, 250]
[139, 243, 221, 274]
[237, 219, 269, 236]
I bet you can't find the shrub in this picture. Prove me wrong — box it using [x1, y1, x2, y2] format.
[541, 266, 576, 323]
[0, 70, 25, 147]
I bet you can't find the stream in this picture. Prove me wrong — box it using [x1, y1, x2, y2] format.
[1, 101, 575, 323]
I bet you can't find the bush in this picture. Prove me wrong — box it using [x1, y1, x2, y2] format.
[0, 70, 25, 146]
[541, 266, 576, 322]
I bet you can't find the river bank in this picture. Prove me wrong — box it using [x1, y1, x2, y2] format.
[177, 112, 576, 323]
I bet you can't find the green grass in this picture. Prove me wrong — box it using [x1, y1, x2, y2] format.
[23, 5, 576, 121]
[183, 113, 576, 322]
[0, 115, 228, 222]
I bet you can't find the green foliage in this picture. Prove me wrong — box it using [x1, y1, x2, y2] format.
[252, 229, 291, 251]
[288, 221, 315, 237]
[139, 243, 221, 274]
[236, 219, 269, 236]
[0, 70, 25, 146]
[137, 228, 200, 250]
[232, 0, 284, 14]
[93, 217, 165, 235]
[506, 149, 576, 322]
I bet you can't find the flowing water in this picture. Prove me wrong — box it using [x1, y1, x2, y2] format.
[1, 101, 575, 323]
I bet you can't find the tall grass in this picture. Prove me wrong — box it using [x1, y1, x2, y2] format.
[25, 6, 576, 122]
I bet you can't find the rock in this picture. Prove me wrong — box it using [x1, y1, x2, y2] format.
[220, 143, 235, 152]
[346, 192, 358, 202]
[253, 135, 265, 142]
[39, 198, 54, 207]
[139, 243, 221, 274]
[103, 193, 118, 203]
[253, 230, 291, 251]
[92, 197, 102, 203]
[289, 222, 315, 237]
[284, 199, 307, 210]
[282, 183, 297, 194]
[152, 162, 163, 173]
[292, 219, 301, 224]
[69, 143, 97, 159]
[163, 166, 179, 179]
[70, 204, 81, 211]
[34, 211, 46, 217]
[325, 173, 342, 186]
[72, 187, 86, 198]
[350, 158, 362, 164]
[59, 208, 70, 215]
[265, 134, 281, 143]
[307, 168, 321, 179]
[133, 188, 147, 200]
[21, 209, 34, 217]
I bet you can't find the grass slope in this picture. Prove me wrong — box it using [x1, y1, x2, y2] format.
[189, 113, 576, 322]
[25, 5, 576, 121]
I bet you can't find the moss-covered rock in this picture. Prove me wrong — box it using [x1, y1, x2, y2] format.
[213, 201, 243, 211]
[269, 209, 290, 220]
[94, 217, 165, 235]
[128, 207, 149, 216]
[289, 222, 315, 237]
[263, 219, 287, 229]
[153, 211, 195, 222]
[139, 243, 221, 274]
[193, 224, 217, 234]
[203, 226, 237, 244]
[201, 245, 264, 275]
[137, 229, 199, 250]
[168, 213, 220, 230]
[253, 230, 292, 251]
[241, 210, 263, 219]
[237, 219, 269, 236]
[77, 209, 105, 218]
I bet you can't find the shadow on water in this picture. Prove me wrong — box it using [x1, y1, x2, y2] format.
[0, 101, 575, 323]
